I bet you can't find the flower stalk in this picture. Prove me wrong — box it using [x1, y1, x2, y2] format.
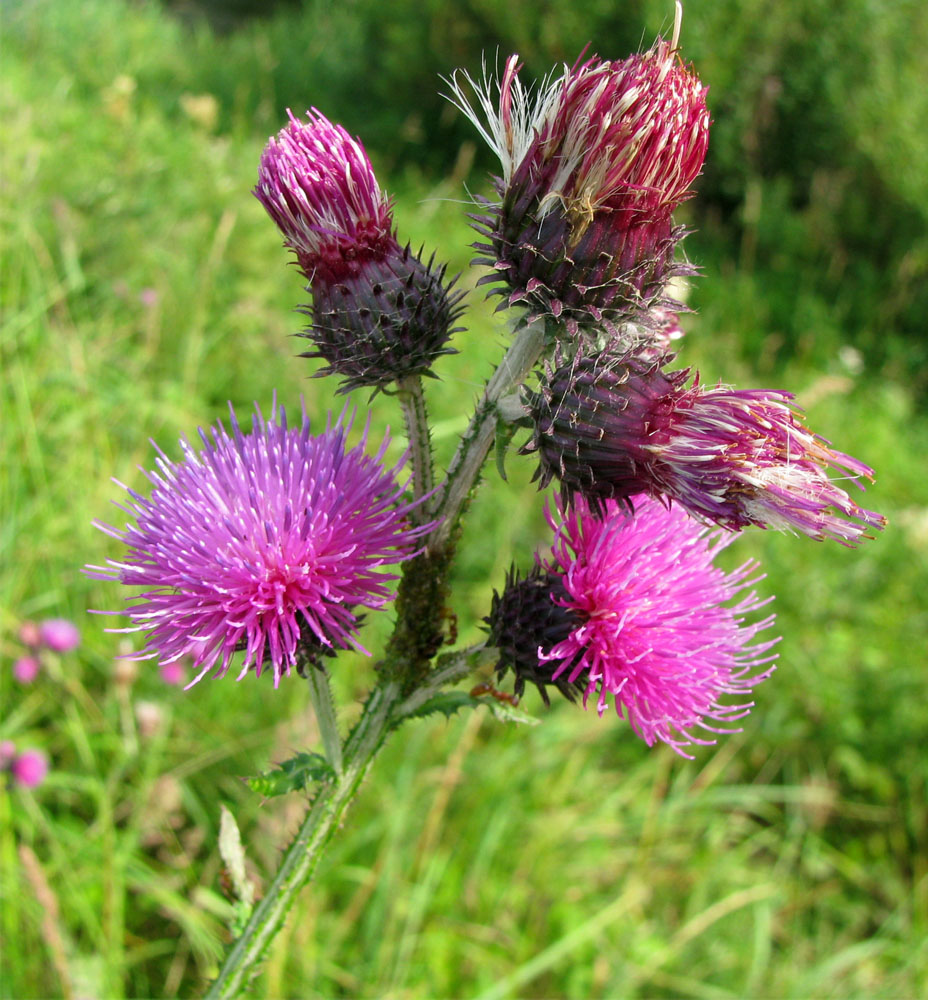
[206, 681, 401, 999]
[396, 375, 434, 517]
[207, 646, 485, 997]
[303, 664, 343, 775]
[428, 319, 546, 552]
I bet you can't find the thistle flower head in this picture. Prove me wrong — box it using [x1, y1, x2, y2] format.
[257, 110, 464, 392]
[255, 109, 394, 281]
[538, 495, 778, 755]
[87, 402, 430, 687]
[527, 353, 886, 545]
[448, 24, 709, 339]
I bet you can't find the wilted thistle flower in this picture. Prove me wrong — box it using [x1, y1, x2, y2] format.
[490, 495, 779, 755]
[527, 353, 886, 545]
[255, 109, 464, 392]
[87, 402, 430, 686]
[447, 22, 709, 342]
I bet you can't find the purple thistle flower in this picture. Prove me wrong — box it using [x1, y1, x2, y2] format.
[447, 18, 709, 340]
[87, 401, 431, 687]
[527, 354, 886, 545]
[539, 495, 778, 756]
[39, 618, 80, 653]
[256, 110, 464, 392]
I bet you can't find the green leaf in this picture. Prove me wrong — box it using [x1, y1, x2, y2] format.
[480, 698, 541, 726]
[246, 752, 335, 798]
[407, 691, 482, 721]
[494, 416, 523, 482]
[407, 690, 541, 726]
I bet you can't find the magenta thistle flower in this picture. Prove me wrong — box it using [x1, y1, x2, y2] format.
[18, 621, 41, 648]
[447, 19, 709, 340]
[87, 402, 430, 687]
[490, 495, 778, 755]
[527, 354, 886, 545]
[256, 110, 464, 392]
[39, 618, 80, 652]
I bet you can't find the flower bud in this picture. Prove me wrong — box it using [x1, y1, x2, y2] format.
[256, 110, 464, 392]
[526, 353, 886, 545]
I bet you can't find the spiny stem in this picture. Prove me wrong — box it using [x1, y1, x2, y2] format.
[428, 321, 545, 552]
[205, 682, 401, 999]
[397, 375, 434, 520]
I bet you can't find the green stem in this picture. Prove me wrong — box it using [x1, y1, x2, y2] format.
[205, 682, 401, 999]
[428, 321, 545, 552]
[304, 666, 343, 775]
[396, 375, 433, 520]
[393, 643, 493, 721]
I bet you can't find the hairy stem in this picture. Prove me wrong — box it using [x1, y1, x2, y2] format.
[428, 321, 545, 552]
[396, 375, 433, 520]
[304, 665, 343, 775]
[205, 682, 401, 999]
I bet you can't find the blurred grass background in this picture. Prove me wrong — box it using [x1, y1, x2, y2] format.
[1, 0, 927, 996]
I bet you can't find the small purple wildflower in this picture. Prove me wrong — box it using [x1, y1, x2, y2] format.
[10, 749, 48, 788]
[87, 401, 430, 687]
[39, 618, 80, 652]
[448, 15, 709, 339]
[541, 495, 779, 756]
[528, 354, 886, 545]
[13, 657, 41, 683]
[256, 110, 464, 392]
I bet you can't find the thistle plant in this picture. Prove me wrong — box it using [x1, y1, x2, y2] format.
[89, 5, 884, 994]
